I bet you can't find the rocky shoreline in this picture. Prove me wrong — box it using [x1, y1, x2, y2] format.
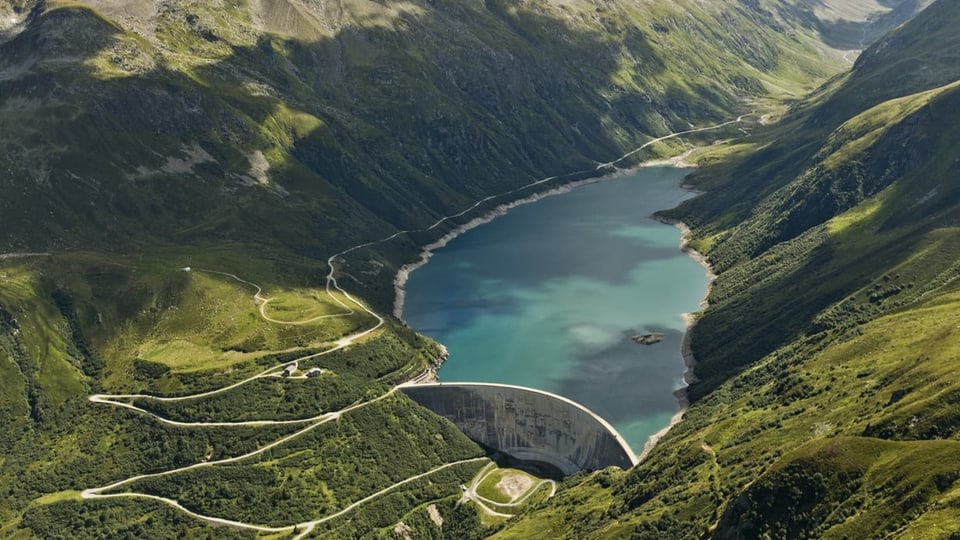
[392, 154, 706, 320]
[639, 217, 716, 461]
[392, 173, 633, 319]
[418, 344, 448, 384]
[390, 154, 717, 463]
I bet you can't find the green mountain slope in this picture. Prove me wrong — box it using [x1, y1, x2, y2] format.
[0, 0, 836, 257]
[497, 1, 960, 537]
[791, 0, 936, 50]
[0, 0, 936, 538]
[663, 0, 960, 397]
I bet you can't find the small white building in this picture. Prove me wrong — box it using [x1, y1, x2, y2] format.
[282, 362, 298, 377]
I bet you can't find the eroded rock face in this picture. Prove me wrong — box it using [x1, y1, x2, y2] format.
[401, 383, 638, 475]
[0, 1, 37, 45]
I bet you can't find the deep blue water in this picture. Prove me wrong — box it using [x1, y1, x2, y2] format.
[401, 167, 709, 452]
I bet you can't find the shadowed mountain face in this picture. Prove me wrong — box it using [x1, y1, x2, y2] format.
[0, 1, 942, 538]
[0, 0, 853, 268]
[792, 0, 934, 50]
[659, 0, 960, 398]
[494, 1, 960, 538]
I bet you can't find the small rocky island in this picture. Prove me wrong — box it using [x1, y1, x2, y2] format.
[632, 333, 665, 345]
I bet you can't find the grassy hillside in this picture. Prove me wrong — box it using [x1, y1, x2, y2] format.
[497, 1, 960, 537]
[0, 251, 489, 538]
[664, 0, 960, 397]
[0, 0, 844, 258]
[0, 0, 933, 538]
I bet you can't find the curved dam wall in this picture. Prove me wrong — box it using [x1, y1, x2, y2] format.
[400, 383, 638, 475]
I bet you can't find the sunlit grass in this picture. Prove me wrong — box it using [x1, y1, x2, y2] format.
[475, 467, 541, 504]
[827, 196, 883, 236]
[261, 289, 353, 324]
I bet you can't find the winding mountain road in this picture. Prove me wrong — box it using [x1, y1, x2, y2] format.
[460, 462, 558, 519]
[78, 116, 747, 535]
[195, 269, 358, 326]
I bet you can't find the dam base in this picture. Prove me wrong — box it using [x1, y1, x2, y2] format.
[400, 383, 639, 476]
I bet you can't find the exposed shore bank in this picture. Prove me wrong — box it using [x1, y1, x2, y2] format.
[393, 151, 709, 319]
[393, 170, 639, 319]
[392, 145, 722, 462]
[639, 218, 716, 461]
[393, 115, 744, 320]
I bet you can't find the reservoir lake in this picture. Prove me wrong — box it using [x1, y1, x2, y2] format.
[400, 166, 710, 452]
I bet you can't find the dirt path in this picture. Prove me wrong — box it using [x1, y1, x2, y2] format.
[194, 269, 359, 325]
[461, 463, 557, 518]
[0, 252, 49, 260]
[83, 456, 488, 537]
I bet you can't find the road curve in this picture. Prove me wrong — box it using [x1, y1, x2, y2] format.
[0, 252, 50, 260]
[193, 269, 358, 326]
[79, 116, 746, 534]
[463, 462, 557, 517]
[81, 457, 489, 536]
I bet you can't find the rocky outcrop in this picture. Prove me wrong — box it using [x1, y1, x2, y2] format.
[632, 333, 665, 345]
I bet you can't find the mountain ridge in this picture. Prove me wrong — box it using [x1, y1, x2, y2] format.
[498, 1, 960, 537]
[0, 0, 851, 256]
[0, 0, 946, 538]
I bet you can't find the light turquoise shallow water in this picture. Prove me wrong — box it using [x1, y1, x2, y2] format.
[401, 166, 709, 452]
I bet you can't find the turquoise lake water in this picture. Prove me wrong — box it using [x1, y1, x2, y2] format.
[400, 166, 709, 452]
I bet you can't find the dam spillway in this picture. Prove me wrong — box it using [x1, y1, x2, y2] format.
[400, 383, 639, 475]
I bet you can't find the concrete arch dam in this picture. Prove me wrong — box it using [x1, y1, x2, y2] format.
[400, 383, 639, 476]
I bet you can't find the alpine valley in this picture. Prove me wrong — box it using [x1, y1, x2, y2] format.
[1, 0, 956, 538]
